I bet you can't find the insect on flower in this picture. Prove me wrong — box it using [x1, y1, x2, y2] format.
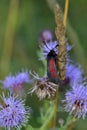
[40, 30, 72, 84]
[44, 41, 59, 84]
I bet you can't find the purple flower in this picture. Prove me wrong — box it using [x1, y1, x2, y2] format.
[66, 63, 84, 86]
[0, 94, 30, 130]
[40, 41, 58, 59]
[1, 71, 31, 94]
[40, 40, 72, 59]
[15, 71, 30, 84]
[64, 83, 87, 119]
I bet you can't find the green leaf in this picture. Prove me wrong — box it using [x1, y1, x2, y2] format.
[39, 106, 54, 130]
[26, 125, 35, 130]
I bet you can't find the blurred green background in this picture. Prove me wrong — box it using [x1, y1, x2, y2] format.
[0, 0, 87, 130]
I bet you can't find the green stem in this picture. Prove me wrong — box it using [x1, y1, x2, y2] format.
[40, 106, 54, 130]
[59, 116, 77, 130]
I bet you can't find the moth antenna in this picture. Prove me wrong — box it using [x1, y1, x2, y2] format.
[44, 40, 58, 51]
[53, 44, 59, 50]
[44, 40, 51, 50]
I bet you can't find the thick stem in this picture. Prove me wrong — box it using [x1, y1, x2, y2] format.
[53, 0, 69, 129]
[55, 4, 66, 80]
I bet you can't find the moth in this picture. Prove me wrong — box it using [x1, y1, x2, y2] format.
[44, 42, 59, 84]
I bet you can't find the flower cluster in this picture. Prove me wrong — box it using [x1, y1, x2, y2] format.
[0, 71, 31, 129]
[31, 29, 87, 120]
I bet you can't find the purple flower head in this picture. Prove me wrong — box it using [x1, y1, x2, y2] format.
[66, 63, 83, 86]
[39, 29, 53, 43]
[1, 71, 31, 93]
[15, 71, 30, 84]
[40, 40, 72, 59]
[0, 94, 30, 130]
[40, 41, 58, 59]
[64, 83, 87, 119]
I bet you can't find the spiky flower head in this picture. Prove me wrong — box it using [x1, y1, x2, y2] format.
[64, 83, 87, 119]
[40, 41, 58, 59]
[0, 93, 30, 130]
[66, 63, 84, 86]
[30, 73, 58, 100]
[1, 71, 31, 93]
